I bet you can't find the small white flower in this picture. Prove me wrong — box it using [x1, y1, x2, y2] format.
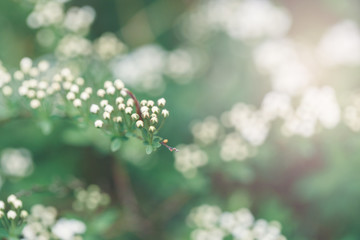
[90, 104, 100, 114]
[114, 79, 124, 89]
[75, 77, 85, 86]
[29, 68, 39, 77]
[125, 107, 132, 114]
[131, 113, 139, 120]
[53, 74, 62, 82]
[150, 117, 158, 124]
[104, 81, 113, 89]
[157, 98, 166, 107]
[51, 82, 61, 91]
[142, 111, 150, 119]
[149, 126, 156, 132]
[2, 86, 13, 96]
[127, 99, 134, 107]
[80, 92, 90, 101]
[103, 112, 111, 120]
[38, 60, 49, 72]
[100, 99, 108, 107]
[30, 99, 41, 109]
[36, 90, 46, 99]
[151, 106, 159, 114]
[84, 87, 93, 94]
[140, 100, 147, 106]
[0, 201, 4, 210]
[115, 97, 124, 104]
[52, 218, 86, 240]
[14, 71, 24, 80]
[136, 120, 144, 128]
[104, 105, 114, 113]
[162, 109, 169, 118]
[70, 84, 79, 93]
[7, 210, 16, 220]
[94, 120, 103, 128]
[60, 68, 72, 79]
[140, 106, 149, 113]
[73, 99, 82, 108]
[13, 199, 23, 209]
[118, 103, 125, 110]
[106, 86, 116, 95]
[7, 195, 17, 204]
[20, 210, 28, 218]
[38, 81, 48, 89]
[113, 116, 122, 123]
[27, 90, 36, 98]
[97, 89, 106, 97]
[147, 100, 154, 107]
[20, 57, 33, 73]
[18, 86, 28, 96]
[66, 92, 76, 101]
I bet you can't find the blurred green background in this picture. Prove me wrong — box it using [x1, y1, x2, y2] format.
[1, 0, 360, 239]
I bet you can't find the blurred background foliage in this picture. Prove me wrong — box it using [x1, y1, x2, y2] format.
[0, 0, 360, 239]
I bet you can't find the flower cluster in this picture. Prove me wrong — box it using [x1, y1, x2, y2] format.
[72, 185, 110, 212]
[187, 205, 286, 240]
[0, 195, 28, 237]
[174, 144, 208, 178]
[0, 58, 171, 153]
[23, 204, 86, 240]
[0, 148, 34, 178]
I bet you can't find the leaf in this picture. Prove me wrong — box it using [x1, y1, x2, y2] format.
[110, 138, 122, 152]
[88, 209, 118, 234]
[146, 145, 153, 155]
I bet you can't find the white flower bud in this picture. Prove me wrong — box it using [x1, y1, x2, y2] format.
[142, 111, 150, 119]
[127, 99, 134, 107]
[37, 90, 46, 99]
[114, 79, 124, 89]
[38, 60, 49, 72]
[103, 111, 111, 120]
[20, 57, 32, 73]
[162, 109, 169, 118]
[18, 86, 28, 96]
[149, 126, 156, 132]
[125, 107, 132, 114]
[114, 116, 122, 123]
[100, 99, 108, 107]
[140, 100, 147, 106]
[30, 99, 41, 109]
[73, 99, 82, 108]
[147, 100, 154, 107]
[7, 195, 17, 204]
[84, 87, 93, 94]
[66, 92, 76, 101]
[94, 120, 103, 128]
[13, 199, 22, 209]
[106, 86, 116, 95]
[75, 77, 85, 86]
[29, 68, 39, 77]
[116, 97, 124, 104]
[63, 82, 72, 90]
[2, 86, 13, 96]
[150, 117, 158, 124]
[151, 106, 159, 114]
[118, 103, 125, 110]
[104, 81, 113, 89]
[70, 84, 79, 93]
[80, 92, 90, 100]
[131, 113, 139, 120]
[14, 71, 24, 80]
[97, 89, 106, 97]
[104, 105, 114, 113]
[7, 210, 16, 220]
[136, 120, 144, 128]
[157, 98, 166, 107]
[20, 210, 28, 218]
[0, 201, 4, 210]
[90, 104, 100, 113]
[27, 90, 35, 98]
[53, 74, 62, 82]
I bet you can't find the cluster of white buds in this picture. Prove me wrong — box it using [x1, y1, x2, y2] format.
[0, 195, 28, 236]
[72, 185, 111, 211]
[0, 58, 172, 152]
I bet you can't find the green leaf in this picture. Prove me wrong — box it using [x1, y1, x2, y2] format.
[146, 145, 153, 155]
[110, 138, 122, 152]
